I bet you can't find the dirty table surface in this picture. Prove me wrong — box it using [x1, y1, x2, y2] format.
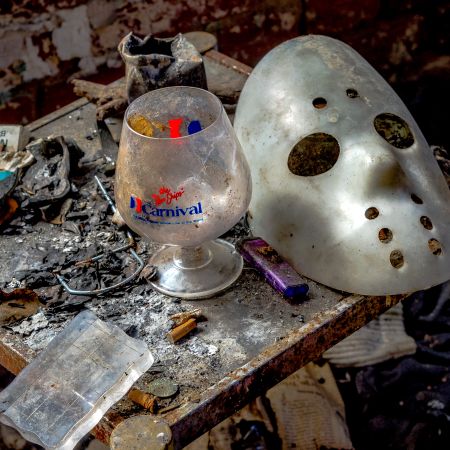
[0, 50, 405, 449]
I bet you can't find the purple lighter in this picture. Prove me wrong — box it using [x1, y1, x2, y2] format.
[237, 237, 309, 300]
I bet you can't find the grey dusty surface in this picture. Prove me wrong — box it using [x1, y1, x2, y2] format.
[0, 211, 340, 405]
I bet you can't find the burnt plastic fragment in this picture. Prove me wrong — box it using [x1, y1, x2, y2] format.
[118, 32, 207, 102]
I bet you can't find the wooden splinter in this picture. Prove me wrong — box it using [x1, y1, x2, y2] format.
[71, 79, 127, 120]
[167, 318, 197, 344]
[128, 388, 158, 413]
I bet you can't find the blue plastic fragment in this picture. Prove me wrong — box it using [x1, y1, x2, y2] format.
[0, 171, 13, 182]
[188, 120, 202, 135]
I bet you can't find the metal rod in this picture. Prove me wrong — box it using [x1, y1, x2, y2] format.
[56, 177, 145, 296]
[56, 249, 144, 296]
[74, 243, 133, 267]
[94, 175, 135, 244]
[94, 175, 117, 212]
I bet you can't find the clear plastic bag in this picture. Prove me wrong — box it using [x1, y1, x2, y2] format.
[0, 310, 154, 450]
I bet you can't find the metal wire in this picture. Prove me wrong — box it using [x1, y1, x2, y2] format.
[56, 176, 145, 296]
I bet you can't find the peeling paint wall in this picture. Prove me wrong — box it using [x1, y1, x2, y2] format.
[0, 0, 301, 93]
[0, 0, 449, 138]
[0, 0, 301, 122]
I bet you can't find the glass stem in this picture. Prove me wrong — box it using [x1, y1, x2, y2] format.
[173, 243, 213, 270]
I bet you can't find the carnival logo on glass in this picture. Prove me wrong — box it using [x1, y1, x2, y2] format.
[130, 186, 203, 225]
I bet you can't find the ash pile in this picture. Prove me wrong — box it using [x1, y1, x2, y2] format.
[0, 135, 155, 317]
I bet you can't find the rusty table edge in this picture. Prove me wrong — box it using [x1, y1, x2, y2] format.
[0, 330, 35, 375]
[26, 97, 89, 133]
[204, 49, 253, 76]
[92, 293, 407, 448]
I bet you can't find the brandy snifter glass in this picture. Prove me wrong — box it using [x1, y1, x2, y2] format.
[115, 86, 251, 298]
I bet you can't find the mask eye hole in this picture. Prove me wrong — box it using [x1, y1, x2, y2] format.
[379, 228, 393, 243]
[288, 133, 340, 176]
[312, 97, 327, 109]
[390, 250, 404, 268]
[374, 113, 414, 149]
[365, 207, 379, 219]
[428, 238, 442, 256]
[411, 193, 423, 204]
[420, 216, 433, 230]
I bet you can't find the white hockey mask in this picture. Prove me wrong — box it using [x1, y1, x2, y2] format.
[235, 35, 450, 295]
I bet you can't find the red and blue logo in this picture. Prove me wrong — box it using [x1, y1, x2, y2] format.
[130, 187, 203, 225]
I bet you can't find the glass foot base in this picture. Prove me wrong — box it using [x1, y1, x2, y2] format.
[149, 239, 243, 299]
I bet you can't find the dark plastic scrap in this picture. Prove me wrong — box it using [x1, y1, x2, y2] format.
[118, 32, 207, 102]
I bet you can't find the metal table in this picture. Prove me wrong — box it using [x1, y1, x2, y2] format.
[0, 50, 406, 449]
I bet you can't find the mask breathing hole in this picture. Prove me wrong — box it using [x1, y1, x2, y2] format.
[287, 133, 340, 176]
[428, 239, 442, 255]
[313, 98, 327, 109]
[365, 207, 379, 220]
[374, 113, 414, 149]
[390, 250, 404, 269]
[346, 88, 359, 98]
[411, 193, 423, 204]
[378, 228, 393, 243]
[420, 216, 433, 230]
